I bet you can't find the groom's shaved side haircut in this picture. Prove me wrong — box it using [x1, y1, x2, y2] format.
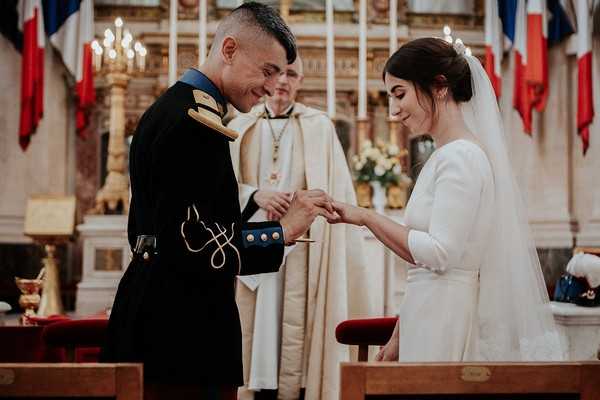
[209, 1, 297, 64]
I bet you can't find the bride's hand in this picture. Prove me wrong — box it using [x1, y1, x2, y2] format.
[327, 201, 367, 226]
[374, 336, 399, 361]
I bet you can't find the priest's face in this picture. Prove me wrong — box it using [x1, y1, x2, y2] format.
[385, 73, 433, 135]
[221, 37, 288, 113]
[271, 58, 304, 106]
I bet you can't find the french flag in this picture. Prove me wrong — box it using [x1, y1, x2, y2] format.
[526, 0, 549, 112]
[576, 0, 594, 155]
[513, 0, 533, 134]
[485, 0, 503, 98]
[43, 0, 95, 136]
[19, 0, 45, 151]
[547, 0, 576, 45]
[498, 0, 517, 49]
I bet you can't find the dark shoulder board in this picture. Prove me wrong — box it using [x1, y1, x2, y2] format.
[187, 89, 238, 141]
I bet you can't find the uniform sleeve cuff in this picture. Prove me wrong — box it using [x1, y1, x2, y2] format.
[242, 226, 284, 248]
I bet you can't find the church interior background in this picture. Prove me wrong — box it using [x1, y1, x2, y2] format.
[0, 0, 599, 341]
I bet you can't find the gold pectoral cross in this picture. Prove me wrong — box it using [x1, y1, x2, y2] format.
[268, 171, 280, 185]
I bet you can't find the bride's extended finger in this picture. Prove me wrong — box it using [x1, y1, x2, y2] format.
[315, 207, 338, 221]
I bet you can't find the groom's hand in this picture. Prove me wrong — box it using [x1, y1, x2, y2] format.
[279, 189, 337, 245]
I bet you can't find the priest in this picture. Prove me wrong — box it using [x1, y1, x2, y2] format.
[229, 56, 371, 400]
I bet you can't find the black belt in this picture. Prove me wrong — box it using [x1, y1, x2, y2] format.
[134, 235, 157, 260]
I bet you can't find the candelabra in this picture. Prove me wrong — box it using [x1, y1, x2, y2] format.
[90, 17, 147, 214]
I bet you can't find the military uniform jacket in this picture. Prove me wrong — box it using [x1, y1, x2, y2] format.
[101, 69, 285, 386]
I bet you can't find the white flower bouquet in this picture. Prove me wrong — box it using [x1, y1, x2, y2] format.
[351, 139, 408, 188]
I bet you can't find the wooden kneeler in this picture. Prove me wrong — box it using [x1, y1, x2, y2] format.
[340, 362, 600, 400]
[0, 363, 142, 399]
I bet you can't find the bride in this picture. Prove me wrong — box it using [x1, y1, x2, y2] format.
[329, 37, 565, 362]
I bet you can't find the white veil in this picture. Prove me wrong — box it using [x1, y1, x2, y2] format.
[456, 43, 566, 361]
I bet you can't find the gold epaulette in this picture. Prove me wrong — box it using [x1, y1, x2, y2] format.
[187, 89, 239, 141]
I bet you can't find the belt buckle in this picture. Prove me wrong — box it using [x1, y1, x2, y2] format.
[134, 235, 157, 260]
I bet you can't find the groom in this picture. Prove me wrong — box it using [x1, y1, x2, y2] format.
[101, 3, 336, 399]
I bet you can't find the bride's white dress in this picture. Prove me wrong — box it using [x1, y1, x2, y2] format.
[399, 139, 494, 362]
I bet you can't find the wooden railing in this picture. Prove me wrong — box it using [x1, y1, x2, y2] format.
[340, 362, 600, 400]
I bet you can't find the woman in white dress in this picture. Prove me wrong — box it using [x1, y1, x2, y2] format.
[329, 38, 565, 362]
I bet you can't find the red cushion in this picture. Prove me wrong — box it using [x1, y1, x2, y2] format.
[27, 314, 71, 326]
[42, 318, 109, 348]
[335, 317, 398, 346]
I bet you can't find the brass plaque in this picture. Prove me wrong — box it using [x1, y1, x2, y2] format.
[461, 366, 491, 382]
[24, 195, 76, 237]
[0, 368, 15, 385]
[95, 248, 123, 271]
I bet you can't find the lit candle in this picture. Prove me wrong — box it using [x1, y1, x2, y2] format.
[95, 48, 103, 71]
[139, 46, 147, 72]
[91, 39, 102, 71]
[326, 0, 335, 119]
[104, 28, 114, 49]
[169, 0, 178, 86]
[127, 49, 135, 72]
[122, 29, 132, 49]
[115, 17, 123, 50]
[358, 0, 367, 119]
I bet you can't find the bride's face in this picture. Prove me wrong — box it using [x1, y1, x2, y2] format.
[385, 73, 433, 135]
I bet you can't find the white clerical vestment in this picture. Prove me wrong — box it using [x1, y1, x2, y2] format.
[229, 102, 373, 400]
[238, 102, 297, 390]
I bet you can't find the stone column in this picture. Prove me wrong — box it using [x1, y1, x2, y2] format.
[198, 0, 207, 66]
[326, 0, 336, 119]
[357, 0, 368, 147]
[168, 0, 178, 86]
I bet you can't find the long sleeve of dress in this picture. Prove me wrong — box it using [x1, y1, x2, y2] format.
[407, 145, 486, 272]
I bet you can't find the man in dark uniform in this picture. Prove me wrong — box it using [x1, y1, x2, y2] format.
[100, 3, 336, 399]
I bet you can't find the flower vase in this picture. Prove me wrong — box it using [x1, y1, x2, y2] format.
[371, 181, 386, 214]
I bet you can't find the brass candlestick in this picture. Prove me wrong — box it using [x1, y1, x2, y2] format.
[37, 244, 64, 316]
[92, 71, 131, 214]
[90, 17, 146, 214]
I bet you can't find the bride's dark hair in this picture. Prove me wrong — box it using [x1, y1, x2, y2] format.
[383, 37, 473, 114]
